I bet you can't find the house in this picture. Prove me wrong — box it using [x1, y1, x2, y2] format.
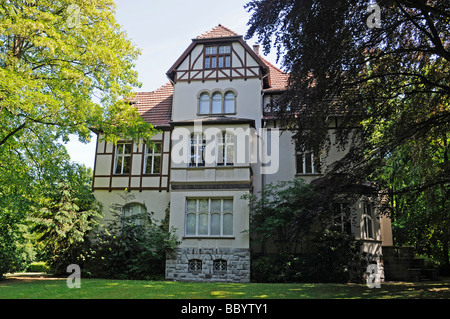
[92, 25, 393, 283]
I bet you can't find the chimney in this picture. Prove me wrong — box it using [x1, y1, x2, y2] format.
[253, 44, 260, 55]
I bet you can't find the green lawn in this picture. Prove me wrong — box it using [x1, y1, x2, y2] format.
[1, 274, 450, 299]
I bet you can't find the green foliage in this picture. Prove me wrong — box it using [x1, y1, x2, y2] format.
[245, 0, 450, 268]
[26, 261, 49, 273]
[30, 163, 103, 274]
[81, 195, 179, 280]
[251, 230, 363, 283]
[0, 0, 158, 277]
[243, 178, 321, 254]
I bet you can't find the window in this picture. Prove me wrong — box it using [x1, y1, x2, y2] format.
[213, 259, 227, 273]
[190, 133, 205, 167]
[185, 198, 233, 237]
[211, 92, 222, 114]
[144, 142, 161, 174]
[188, 259, 202, 273]
[199, 93, 210, 114]
[296, 151, 320, 175]
[217, 131, 234, 166]
[122, 203, 148, 227]
[363, 203, 374, 239]
[197, 91, 236, 115]
[224, 91, 236, 113]
[205, 45, 231, 69]
[333, 203, 352, 235]
[114, 143, 131, 174]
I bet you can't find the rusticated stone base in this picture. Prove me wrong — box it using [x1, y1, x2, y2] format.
[165, 248, 250, 283]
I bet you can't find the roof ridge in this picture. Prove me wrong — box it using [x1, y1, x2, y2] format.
[196, 24, 240, 39]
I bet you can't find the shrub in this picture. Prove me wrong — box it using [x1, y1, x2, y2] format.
[82, 203, 179, 280]
[26, 261, 49, 273]
[251, 230, 364, 283]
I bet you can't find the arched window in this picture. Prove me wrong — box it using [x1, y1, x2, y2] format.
[211, 92, 222, 114]
[224, 91, 236, 114]
[199, 93, 210, 114]
[122, 202, 148, 227]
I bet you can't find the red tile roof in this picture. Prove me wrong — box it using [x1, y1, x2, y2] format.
[131, 26, 289, 125]
[259, 55, 289, 92]
[128, 82, 173, 126]
[196, 24, 240, 39]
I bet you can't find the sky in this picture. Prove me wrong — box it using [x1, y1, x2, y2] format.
[64, 0, 282, 168]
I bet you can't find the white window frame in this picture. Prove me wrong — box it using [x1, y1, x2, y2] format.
[190, 133, 205, 167]
[185, 198, 233, 237]
[362, 202, 375, 239]
[144, 142, 161, 174]
[217, 131, 234, 166]
[296, 151, 319, 175]
[114, 142, 132, 175]
[197, 90, 236, 115]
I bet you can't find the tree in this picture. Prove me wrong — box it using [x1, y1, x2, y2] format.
[0, 0, 156, 147]
[31, 163, 103, 273]
[0, 0, 157, 277]
[245, 0, 449, 263]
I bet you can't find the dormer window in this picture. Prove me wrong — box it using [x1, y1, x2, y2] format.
[205, 45, 231, 69]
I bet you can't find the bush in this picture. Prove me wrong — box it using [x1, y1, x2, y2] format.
[26, 261, 49, 273]
[82, 206, 179, 280]
[252, 230, 364, 283]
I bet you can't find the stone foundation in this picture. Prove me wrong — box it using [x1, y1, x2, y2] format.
[165, 248, 250, 283]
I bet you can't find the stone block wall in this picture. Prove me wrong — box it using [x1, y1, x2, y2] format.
[165, 248, 250, 283]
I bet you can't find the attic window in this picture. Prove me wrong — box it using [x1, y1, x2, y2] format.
[205, 45, 231, 69]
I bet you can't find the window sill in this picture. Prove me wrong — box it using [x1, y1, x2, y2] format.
[295, 173, 322, 177]
[183, 236, 235, 240]
[196, 113, 237, 116]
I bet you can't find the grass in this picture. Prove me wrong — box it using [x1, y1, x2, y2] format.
[2, 274, 450, 299]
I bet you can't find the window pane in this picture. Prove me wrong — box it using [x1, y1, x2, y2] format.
[211, 57, 217, 68]
[187, 199, 197, 212]
[186, 213, 196, 235]
[199, 93, 210, 114]
[305, 152, 313, 174]
[115, 156, 123, 174]
[211, 199, 221, 212]
[153, 155, 161, 174]
[123, 143, 132, 154]
[224, 92, 235, 113]
[223, 199, 233, 212]
[296, 153, 304, 174]
[205, 57, 210, 69]
[198, 213, 208, 235]
[211, 214, 220, 235]
[212, 93, 222, 114]
[153, 143, 161, 153]
[206, 47, 217, 55]
[218, 56, 224, 68]
[226, 144, 234, 165]
[225, 56, 231, 67]
[223, 213, 233, 235]
[199, 199, 208, 212]
[122, 156, 131, 174]
[219, 46, 230, 54]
